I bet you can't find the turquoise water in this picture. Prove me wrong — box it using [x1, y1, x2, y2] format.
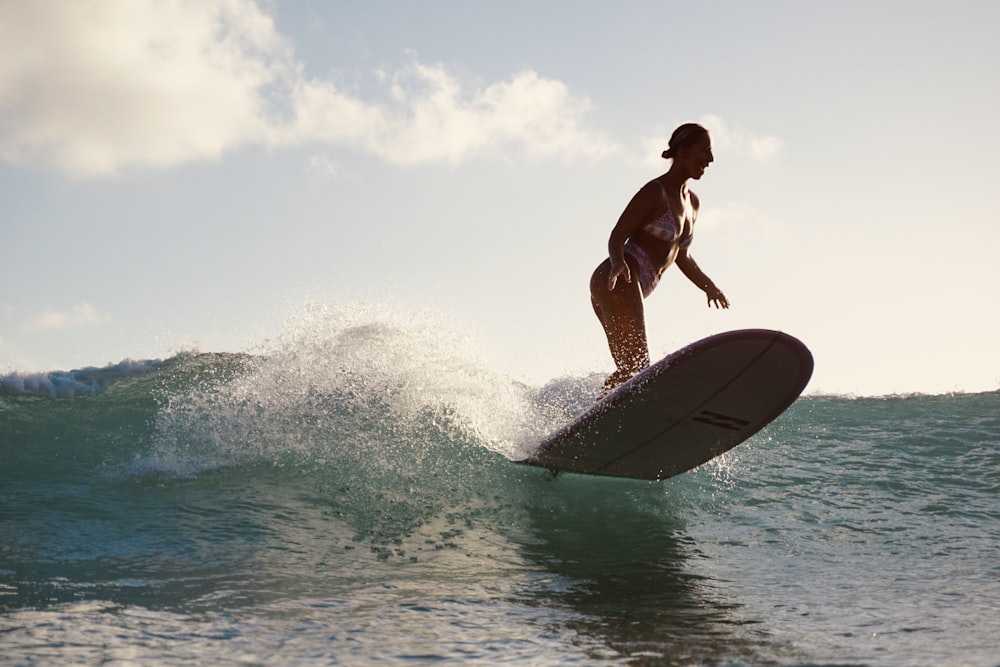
[2, 315, 998, 666]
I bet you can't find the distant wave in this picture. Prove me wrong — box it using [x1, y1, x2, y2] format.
[0, 357, 173, 398]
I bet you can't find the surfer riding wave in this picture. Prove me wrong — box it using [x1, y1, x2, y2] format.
[590, 123, 729, 394]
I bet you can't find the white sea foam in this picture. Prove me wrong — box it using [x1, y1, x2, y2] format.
[133, 303, 551, 477]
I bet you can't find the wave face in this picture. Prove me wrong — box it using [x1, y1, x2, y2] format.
[2, 307, 999, 666]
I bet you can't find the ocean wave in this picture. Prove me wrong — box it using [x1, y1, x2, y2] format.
[0, 358, 172, 398]
[113, 305, 558, 478]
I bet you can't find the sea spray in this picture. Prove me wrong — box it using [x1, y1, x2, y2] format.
[124, 300, 564, 554]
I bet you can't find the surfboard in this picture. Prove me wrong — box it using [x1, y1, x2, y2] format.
[517, 329, 814, 481]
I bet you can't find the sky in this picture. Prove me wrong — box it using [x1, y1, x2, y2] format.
[1, 0, 999, 396]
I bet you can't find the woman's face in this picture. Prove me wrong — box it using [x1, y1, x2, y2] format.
[681, 134, 714, 179]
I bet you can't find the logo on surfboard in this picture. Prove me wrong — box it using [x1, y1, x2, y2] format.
[691, 410, 751, 431]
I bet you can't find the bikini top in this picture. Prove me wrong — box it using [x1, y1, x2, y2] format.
[642, 186, 693, 248]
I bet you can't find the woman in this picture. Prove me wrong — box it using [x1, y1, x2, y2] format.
[590, 123, 729, 394]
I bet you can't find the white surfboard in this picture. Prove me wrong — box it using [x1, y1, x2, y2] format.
[518, 329, 813, 481]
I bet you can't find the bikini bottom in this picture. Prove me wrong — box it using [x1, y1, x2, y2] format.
[624, 242, 659, 298]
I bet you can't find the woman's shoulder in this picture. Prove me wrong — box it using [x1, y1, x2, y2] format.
[645, 177, 669, 193]
[638, 178, 670, 206]
[689, 189, 700, 210]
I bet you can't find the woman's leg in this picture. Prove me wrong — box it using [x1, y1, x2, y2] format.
[590, 258, 650, 392]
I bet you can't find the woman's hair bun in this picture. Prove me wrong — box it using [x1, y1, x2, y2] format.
[662, 123, 708, 160]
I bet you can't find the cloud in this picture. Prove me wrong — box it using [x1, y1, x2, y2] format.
[639, 114, 782, 166]
[0, 0, 616, 176]
[305, 153, 340, 179]
[26, 303, 111, 331]
[699, 114, 783, 161]
[0, 1, 291, 175]
[286, 62, 616, 165]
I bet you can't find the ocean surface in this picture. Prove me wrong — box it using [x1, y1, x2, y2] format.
[2, 312, 999, 666]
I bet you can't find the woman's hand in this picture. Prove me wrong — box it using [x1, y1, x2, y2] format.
[705, 287, 730, 309]
[608, 257, 631, 290]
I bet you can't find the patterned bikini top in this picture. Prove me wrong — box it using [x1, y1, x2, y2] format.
[643, 187, 693, 248]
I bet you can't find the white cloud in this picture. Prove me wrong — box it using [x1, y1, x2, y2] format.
[286, 62, 617, 165]
[0, 0, 616, 176]
[639, 114, 782, 167]
[305, 153, 340, 179]
[0, 0, 292, 175]
[699, 114, 783, 161]
[26, 303, 111, 331]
